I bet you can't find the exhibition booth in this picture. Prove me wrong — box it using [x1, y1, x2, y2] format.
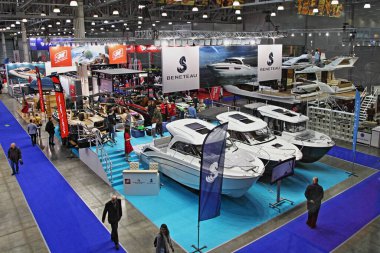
[2, 32, 379, 252]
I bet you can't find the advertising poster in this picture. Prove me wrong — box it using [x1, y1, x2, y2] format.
[51, 75, 69, 139]
[71, 45, 108, 65]
[49, 46, 73, 67]
[35, 67, 45, 112]
[135, 45, 161, 53]
[258, 44, 282, 82]
[6, 62, 46, 84]
[297, 0, 343, 17]
[162, 46, 200, 93]
[199, 46, 257, 87]
[108, 45, 127, 64]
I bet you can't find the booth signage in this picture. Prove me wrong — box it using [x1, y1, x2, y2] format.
[51, 75, 69, 139]
[135, 45, 161, 53]
[162, 46, 200, 93]
[258, 44, 282, 82]
[35, 67, 45, 113]
[126, 45, 135, 53]
[108, 45, 127, 64]
[49, 46, 73, 67]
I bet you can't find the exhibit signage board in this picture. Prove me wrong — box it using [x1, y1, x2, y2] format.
[162, 46, 200, 93]
[5, 62, 46, 84]
[258, 44, 282, 82]
[108, 45, 127, 64]
[49, 46, 73, 67]
[123, 170, 160, 195]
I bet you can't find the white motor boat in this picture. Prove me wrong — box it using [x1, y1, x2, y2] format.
[207, 57, 257, 77]
[9, 67, 38, 80]
[216, 111, 303, 169]
[135, 119, 265, 198]
[257, 105, 335, 163]
[283, 54, 313, 68]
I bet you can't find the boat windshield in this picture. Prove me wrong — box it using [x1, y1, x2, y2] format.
[230, 127, 275, 145]
[224, 59, 242, 65]
[284, 121, 307, 133]
[194, 137, 236, 154]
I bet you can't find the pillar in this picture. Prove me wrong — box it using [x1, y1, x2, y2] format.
[21, 23, 29, 62]
[2, 33, 7, 59]
[74, 0, 85, 38]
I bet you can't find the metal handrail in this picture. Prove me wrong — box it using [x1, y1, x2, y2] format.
[211, 101, 241, 112]
[93, 129, 113, 183]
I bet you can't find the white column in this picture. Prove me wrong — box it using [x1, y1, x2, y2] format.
[1, 33, 7, 59]
[74, 0, 85, 38]
[21, 23, 29, 62]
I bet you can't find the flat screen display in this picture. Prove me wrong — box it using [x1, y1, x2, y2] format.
[271, 157, 296, 184]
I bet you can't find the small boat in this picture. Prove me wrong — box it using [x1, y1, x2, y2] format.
[216, 111, 303, 169]
[135, 119, 265, 198]
[257, 105, 335, 163]
[207, 57, 257, 77]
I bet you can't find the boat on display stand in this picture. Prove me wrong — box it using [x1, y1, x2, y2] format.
[256, 105, 335, 163]
[207, 57, 257, 77]
[134, 119, 265, 198]
[216, 111, 303, 169]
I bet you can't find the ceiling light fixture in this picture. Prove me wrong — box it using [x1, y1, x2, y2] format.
[53, 7, 60, 13]
[104, 20, 109, 24]
[192, 6, 198, 12]
[22, 18, 27, 22]
[138, 16, 143, 19]
[308, 33, 312, 37]
[152, 24, 156, 26]
[41, 11, 46, 16]
[48, 24, 52, 27]
[66, 19, 71, 23]
[313, 8, 319, 13]
[16, 21, 20, 25]
[168, 22, 172, 25]
[162, 11, 167, 17]
[237, 16, 242, 20]
[271, 11, 276, 17]
[56, 21, 61, 25]
[112, 9, 119, 15]
[126, 27, 130, 30]
[277, 4, 284, 10]
[291, 33, 295, 37]
[326, 32, 329, 36]
[91, 21, 95, 25]
[331, 0, 339, 5]
[364, 3, 371, 8]
[235, 10, 241, 14]
[111, 24, 115, 28]
[41, 27, 45, 30]
[233, 1, 240, 6]
[11, 24, 15, 27]
[138, 21, 142, 24]
[93, 14, 98, 17]
[187, 21, 191, 24]
[138, 26, 141, 28]
[138, 4, 145, 9]
[202, 14, 208, 18]
[69, 0, 78, 6]
[124, 23, 128, 26]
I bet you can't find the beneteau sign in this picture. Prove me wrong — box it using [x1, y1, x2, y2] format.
[258, 44, 282, 82]
[162, 46, 200, 93]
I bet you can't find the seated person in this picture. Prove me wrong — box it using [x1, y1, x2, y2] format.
[187, 103, 197, 118]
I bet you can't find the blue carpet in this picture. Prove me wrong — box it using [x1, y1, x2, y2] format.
[0, 101, 126, 253]
[235, 171, 380, 253]
[114, 158, 348, 252]
[328, 146, 380, 170]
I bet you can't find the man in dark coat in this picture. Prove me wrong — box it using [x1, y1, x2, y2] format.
[45, 117, 55, 145]
[102, 195, 122, 250]
[7, 143, 22, 175]
[305, 177, 324, 228]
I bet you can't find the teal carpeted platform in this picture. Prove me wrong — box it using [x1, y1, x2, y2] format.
[96, 131, 349, 252]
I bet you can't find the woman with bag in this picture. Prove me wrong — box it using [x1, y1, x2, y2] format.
[124, 125, 133, 162]
[155, 224, 174, 253]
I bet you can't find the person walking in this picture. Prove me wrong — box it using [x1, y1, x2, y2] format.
[305, 177, 324, 228]
[7, 143, 22, 175]
[124, 125, 133, 161]
[102, 195, 122, 250]
[152, 105, 163, 138]
[154, 224, 174, 253]
[27, 119, 38, 146]
[45, 117, 56, 145]
[107, 108, 117, 143]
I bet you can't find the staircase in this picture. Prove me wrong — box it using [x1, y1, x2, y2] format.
[99, 149, 139, 188]
[359, 89, 378, 121]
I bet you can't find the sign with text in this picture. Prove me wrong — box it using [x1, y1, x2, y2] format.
[162, 46, 200, 93]
[258, 44, 282, 82]
[108, 45, 127, 64]
[49, 46, 72, 67]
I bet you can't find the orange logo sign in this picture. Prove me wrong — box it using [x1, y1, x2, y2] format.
[109, 45, 127, 64]
[50, 46, 72, 67]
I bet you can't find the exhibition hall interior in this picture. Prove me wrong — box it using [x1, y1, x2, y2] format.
[0, 0, 380, 252]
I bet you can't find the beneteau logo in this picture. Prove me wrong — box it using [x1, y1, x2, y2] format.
[177, 56, 187, 73]
[205, 162, 219, 183]
[112, 48, 124, 60]
[54, 50, 68, 63]
[267, 52, 274, 66]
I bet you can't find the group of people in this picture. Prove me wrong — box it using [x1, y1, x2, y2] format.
[26, 114, 56, 147]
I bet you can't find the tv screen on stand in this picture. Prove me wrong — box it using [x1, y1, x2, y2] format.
[271, 157, 296, 184]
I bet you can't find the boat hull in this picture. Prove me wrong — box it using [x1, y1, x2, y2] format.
[207, 65, 255, 77]
[295, 145, 333, 163]
[141, 152, 258, 198]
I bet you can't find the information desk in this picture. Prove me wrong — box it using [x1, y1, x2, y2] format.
[123, 170, 160, 195]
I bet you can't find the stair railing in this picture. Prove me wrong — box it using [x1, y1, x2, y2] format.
[93, 129, 113, 183]
[359, 88, 378, 121]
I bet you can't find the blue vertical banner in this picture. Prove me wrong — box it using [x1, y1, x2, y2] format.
[352, 90, 361, 153]
[199, 122, 228, 221]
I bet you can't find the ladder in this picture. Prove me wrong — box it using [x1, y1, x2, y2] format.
[93, 129, 113, 183]
[359, 88, 378, 121]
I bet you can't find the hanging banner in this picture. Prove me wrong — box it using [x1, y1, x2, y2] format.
[126, 45, 135, 53]
[49, 46, 72, 67]
[210, 86, 221, 101]
[108, 45, 127, 64]
[35, 67, 45, 113]
[258, 44, 282, 82]
[51, 75, 69, 139]
[135, 45, 161, 53]
[352, 90, 361, 153]
[199, 123, 228, 221]
[162, 46, 200, 93]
